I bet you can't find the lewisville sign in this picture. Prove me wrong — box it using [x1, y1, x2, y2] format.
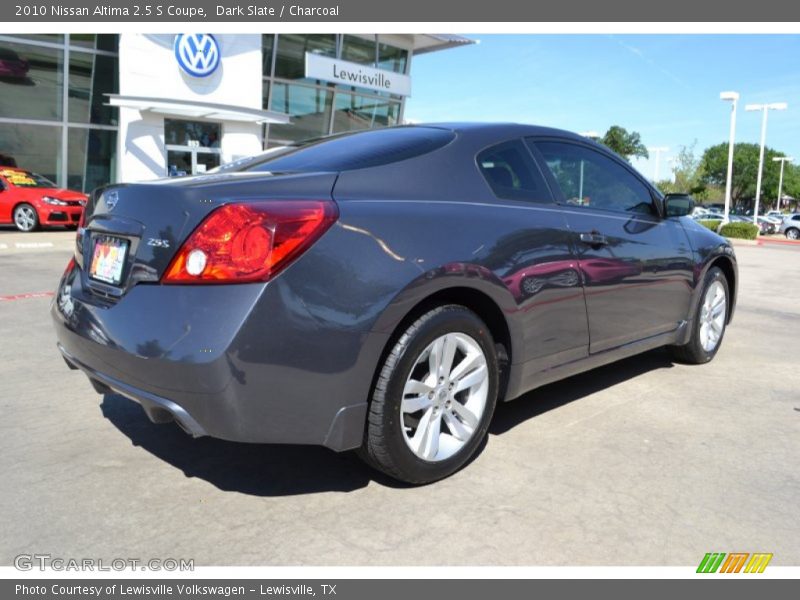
[305, 53, 412, 97]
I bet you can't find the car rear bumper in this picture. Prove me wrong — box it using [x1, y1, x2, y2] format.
[51, 262, 382, 451]
[58, 342, 208, 437]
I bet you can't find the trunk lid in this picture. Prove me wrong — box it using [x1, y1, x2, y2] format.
[78, 171, 337, 298]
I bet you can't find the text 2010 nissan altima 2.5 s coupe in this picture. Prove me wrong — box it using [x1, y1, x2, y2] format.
[52, 124, 737, 484]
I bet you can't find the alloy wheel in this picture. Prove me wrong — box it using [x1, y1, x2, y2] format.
[699, 280, 726, 352]
[14, 206, 37, 232]
[401, 333, 489, 462]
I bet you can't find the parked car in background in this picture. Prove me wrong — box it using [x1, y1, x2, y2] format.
[757, 216, 777, 234]
[779, 214, 800, 239]
[0, 47, 30, 79]
[0, 168, 87, 232]
[728, 214, 773, 235]
[692, 211, 722, 223]
[52, 123, 738, 484]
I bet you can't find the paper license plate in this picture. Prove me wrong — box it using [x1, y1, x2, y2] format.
[89, 236, 128, 285]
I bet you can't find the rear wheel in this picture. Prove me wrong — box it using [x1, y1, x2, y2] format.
[786, 228, 800, 240]
[13, 203, 39, 232]
[669, 267, 729, 364]
[359, 305, 499, 484]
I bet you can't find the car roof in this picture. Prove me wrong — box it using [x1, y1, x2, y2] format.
[423, 121, 589, 142]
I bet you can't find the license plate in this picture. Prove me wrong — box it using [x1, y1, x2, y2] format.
[89, 236, 128, 285]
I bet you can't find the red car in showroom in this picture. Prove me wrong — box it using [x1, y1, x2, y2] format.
[0, 168, 87, 232]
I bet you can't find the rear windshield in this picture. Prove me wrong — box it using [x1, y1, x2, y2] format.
[241, 127, 455, 173]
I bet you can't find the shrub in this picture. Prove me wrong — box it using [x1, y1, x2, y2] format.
[719, 222, 759, 240]
[697, 220, 721, 232]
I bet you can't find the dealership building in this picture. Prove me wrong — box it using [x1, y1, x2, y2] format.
[0, 33, 470, 192]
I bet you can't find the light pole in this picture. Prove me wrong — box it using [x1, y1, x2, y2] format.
[720, 92, 739, 222]
[772, 156, 794, 211]
[578, 132, 600, 202]
[745, 102, 788, 224]
[647, 146, 669, 182]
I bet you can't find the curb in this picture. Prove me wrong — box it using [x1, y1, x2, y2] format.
[724, 236, 800, 248]
[757, 237, 800, 247]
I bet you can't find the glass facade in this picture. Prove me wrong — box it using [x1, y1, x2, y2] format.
[0, 34, 118, 192]
[0, 34, 411, 190]
[263, 34, 407, 147]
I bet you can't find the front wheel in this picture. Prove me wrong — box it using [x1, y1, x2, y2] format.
[13, 203, 39, 232]
[669, 267, 729, 364]
[786, 228, 800, 240]
[359, 305, 499, 484]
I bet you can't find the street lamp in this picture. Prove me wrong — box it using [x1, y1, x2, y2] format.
[745, 101, 788, 224]
[647, 146, 669, 182]
[577, 132, 600, 201]
[720, 91, 739, 222]
[772, 156, 794, 211]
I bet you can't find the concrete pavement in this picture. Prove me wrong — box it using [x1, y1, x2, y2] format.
[1, 230, 798, 566]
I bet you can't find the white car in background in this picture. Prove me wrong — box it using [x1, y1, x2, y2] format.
[779, 214, 800, 240]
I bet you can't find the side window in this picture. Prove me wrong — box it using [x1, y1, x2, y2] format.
[477, 140, 551, 203]
[532, 140, 655, 216]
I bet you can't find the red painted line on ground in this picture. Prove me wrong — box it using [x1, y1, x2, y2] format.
[0, 291, 55, 301]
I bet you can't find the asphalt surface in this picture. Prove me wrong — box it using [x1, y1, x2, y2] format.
[1, 228, 798, 566]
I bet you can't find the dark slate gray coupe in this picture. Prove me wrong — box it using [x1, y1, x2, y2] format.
[53, 124, 737, 483]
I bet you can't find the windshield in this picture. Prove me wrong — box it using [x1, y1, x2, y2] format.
[0, 169, 56, 188]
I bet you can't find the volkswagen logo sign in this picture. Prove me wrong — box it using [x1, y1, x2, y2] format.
[105, 190, 119, 211]
[174, 34, 220, 78]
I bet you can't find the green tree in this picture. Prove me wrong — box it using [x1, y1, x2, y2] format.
[600, 125, 649, 161]
[656, 141, 707, 197]
[701, 142, 785, 207]
[782, 163, 800, 202]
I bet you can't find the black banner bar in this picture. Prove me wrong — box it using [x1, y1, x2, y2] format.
[2, 0, 800, 22]
[4, 579, 800, 600]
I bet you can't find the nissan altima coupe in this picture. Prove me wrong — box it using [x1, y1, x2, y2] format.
[52, 124, 737, 484]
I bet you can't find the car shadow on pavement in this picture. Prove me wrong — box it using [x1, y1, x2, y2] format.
[101, 348, 674, 497]
[490, 348, 675, 435]
[100, 394, 409, 497]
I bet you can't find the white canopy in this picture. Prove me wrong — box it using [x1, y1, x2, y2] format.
[106, 94, 290, 124]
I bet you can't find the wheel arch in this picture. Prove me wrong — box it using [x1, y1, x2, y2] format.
[11, 200, 40, 224]
[371, 284, 517, 403]
[708, 254, 737, 324]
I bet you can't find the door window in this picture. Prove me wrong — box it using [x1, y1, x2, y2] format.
[532, 141, 655, 215]
[477, 140, 551, 203]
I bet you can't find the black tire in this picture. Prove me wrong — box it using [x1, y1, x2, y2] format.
[669, 267, 730, 364]
[359, 305, 499, 484]
[785, 228, 800, 240]
[13, 203, 39, 232]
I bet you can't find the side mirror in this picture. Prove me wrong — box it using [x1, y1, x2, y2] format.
[664, 194, 695, 217]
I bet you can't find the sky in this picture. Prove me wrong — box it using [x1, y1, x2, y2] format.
[404, 34, 800, 180]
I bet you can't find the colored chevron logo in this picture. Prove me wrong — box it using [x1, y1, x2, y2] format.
[697, 552, 773, 573]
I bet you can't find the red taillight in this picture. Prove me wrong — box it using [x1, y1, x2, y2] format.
[63, 256, 76, 278]
[162, 200, 338, 284]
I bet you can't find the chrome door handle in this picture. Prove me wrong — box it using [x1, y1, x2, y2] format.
[579, 232, 608, 246]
